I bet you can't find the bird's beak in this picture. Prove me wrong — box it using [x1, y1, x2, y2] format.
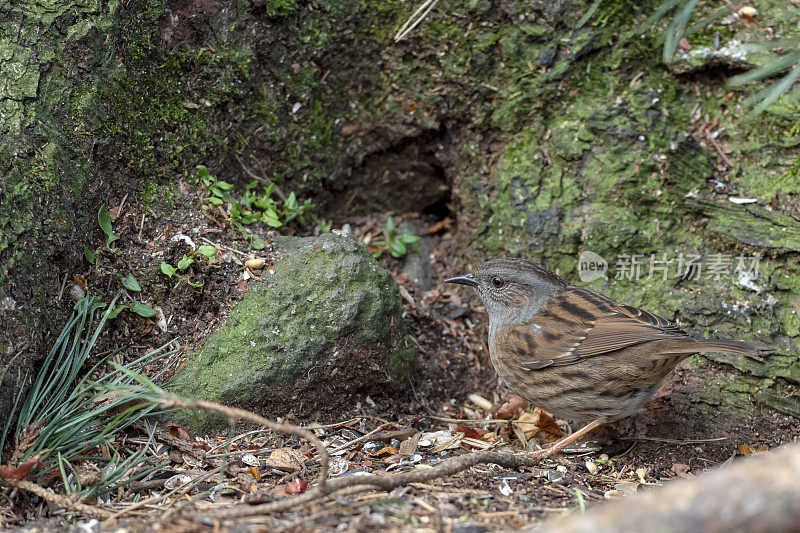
[445, 273, 478, 288]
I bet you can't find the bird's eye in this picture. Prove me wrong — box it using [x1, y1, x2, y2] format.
[491, 276, 505, 289]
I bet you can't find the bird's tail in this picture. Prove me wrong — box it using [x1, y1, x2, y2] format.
[693, 338, 774, 360]
[663, 338, 774, 360]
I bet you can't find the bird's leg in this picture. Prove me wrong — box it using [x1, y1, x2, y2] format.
[531, 418, 603, 459]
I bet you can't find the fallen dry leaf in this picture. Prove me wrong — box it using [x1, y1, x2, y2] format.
[739, 444, 755, 456]
[166, 422, 193, 441]
[398, 433, 421, 457]
[367, 446, 398, 458]
[495, 394, 529, 420]
[515, 408, 562, 443]
[265, 448, 302, 472]
[456, 424, 489, 441]
[0, 458, 45, 481]
[285, 477, 308, 495]
[671, 463, 692, 478]
[740, 443, 769, 456]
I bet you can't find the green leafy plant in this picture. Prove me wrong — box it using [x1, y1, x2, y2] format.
[282, 191, 315, 226]
[197, 165, 315, 231]
[83, 244, 95, 265]
[0, 296, 176, 498]
[249, 233, 265, 250]
[160, 243, 218, 289]
[106, 274, 158, 318]
[582, 1, 800, 114]
[371, 217, 421, 259]
[97, 204, 119, 250]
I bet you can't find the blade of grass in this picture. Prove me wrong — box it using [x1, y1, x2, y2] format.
[663, 0, 700, 62]
[637, 0, 683, 33]
[748, 66, 800, 115]
[576, 0, 602, 29]
[730, 50, 800, 86]
[683, 4, 731, 39]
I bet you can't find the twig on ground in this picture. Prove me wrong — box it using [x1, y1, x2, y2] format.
[305, 417, 364, 430]
[394, 0, 441, 42]
[704, 129, 734, 168]
[199, 448, 551, 520]
[159, 397, 329, 492]
[409, 482, 491, 495]
[429, 415, 551, 426]
[327, 423, 392, 455]
[620, 436, 728, 444]
[199, 237, 251, 258]
[3, 479, 112, 519]
[103, 468, 221, 525]
[234, 153, 287, 201]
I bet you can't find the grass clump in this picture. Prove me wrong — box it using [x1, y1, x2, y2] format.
[0, 296, 178, 499]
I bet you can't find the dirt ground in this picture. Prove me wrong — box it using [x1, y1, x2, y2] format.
[3, 182, 799, 533]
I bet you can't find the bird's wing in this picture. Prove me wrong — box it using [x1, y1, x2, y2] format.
[498, 286, 690, 371]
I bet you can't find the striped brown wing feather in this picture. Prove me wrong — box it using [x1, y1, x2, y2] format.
[511, 286, 690, 370]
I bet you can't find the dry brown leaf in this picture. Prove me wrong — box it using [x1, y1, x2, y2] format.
[166, 421, 193, 441]
[0, 458, 45, 481]
[398, 433, 421, 457]
[515, 408, 562, 443]
[494, 394, 529, 420]
[671, 463, 692, 478]
[265, 448, 303, 472]
[367, 446, 398, 458]
[285, 478, 308, 494]
[739, 444, 755, 456]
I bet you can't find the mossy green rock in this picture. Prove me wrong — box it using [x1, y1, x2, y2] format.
[169, 234, 415, 431]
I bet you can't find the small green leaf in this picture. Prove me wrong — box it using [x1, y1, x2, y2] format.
[121, 274, 142, 292]
[177, 255, 194, 270]
[389, 239, 407, 258]
[197, 245, 218, 259]
[216, 180, 235, 191]
[254, 195, 276, 210]
[160, 262, 177, 278]
[207, 196, 224, 205]
[262, 210, 282, 228]
[372, 249, 383, 259]
[131, 302, 157, 317]
[384, 217, 396, 236]
[400, 233, 421, 244]
[83, 245, 95, 264]
[249, 234, 265, 250]
[98, 205, 120, 249]
[285, 191, 298, 210]
[196, 164, 209, 179]
[106, 303, 127, 319]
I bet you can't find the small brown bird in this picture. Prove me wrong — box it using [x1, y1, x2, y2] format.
[446, 258, 770, 457]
